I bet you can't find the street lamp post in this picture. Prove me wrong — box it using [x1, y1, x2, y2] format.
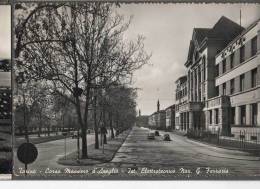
[16, 72, 29, 143]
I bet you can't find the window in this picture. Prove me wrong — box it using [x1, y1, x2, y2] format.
[215, 109, 219, 124]
[230, 53, 234, 69]
[223, 83, 226, 95]
[240, 74, 245, 91]
[240, 45, 245, 63]
[252, 103, 258, 126]
[216, 64, 219, 77]
[251, 36, 257, 57]
[209, 110, 212, 124]
[251, 68, 257, 88]
[222, 59, 226, 73]
[216, 86, 219, 96]
[230, 79, 235, 94]
[240, 105, 246, 125]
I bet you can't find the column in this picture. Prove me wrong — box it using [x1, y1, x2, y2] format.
[246, 104, 252, 125]
[186, 112, 188, 131]
[187, 112, 190, 130]
[180, 113, 183, 130]
[189, 111, 194, 129]
[190, 71, 193, 101]
[235, 106, 241, 125]
[183, 113, 185, 130]
[196, 67, 200, 101]
[188, 71, 190, 101]
[186, 112, 189, 131]
[194, 70, 197, 101]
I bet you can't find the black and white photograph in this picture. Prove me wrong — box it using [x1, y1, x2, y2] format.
[12, 1, 260, 180]
[0, 4, 12, 178]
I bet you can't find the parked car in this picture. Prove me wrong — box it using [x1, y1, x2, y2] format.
[163, 134, 171, 141]
[72, 131, 81, 139]
[147, 132, 155, 140]
[154, 130, 160, 136]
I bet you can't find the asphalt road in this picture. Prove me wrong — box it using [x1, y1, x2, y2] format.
[13, 127, 260, 179]
[109, 126, 260, 179]
[13, 134, 95, 177]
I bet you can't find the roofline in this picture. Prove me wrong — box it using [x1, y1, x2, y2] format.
[175, 75, 187, 83]
[165, 104, 175, 110]
[215, 18, 260, 59]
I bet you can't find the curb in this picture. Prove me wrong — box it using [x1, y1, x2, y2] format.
[57, 129, 132, 166]
[186, 138, 260, 161]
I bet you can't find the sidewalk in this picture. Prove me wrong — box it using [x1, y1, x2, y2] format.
[57, 129, 131, 166]
[187, 139, 260, 161]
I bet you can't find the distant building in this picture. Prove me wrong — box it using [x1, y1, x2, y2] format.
[175, 75, 188, 131]
[148, 112, 157, 127]
[148, 100, 167, 130]
[165, 105, 175, 131]
[157, 110, 166, 130]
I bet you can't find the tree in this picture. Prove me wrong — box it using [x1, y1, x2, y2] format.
[104, 85, 137, 135]
[14, 2, 150, 158]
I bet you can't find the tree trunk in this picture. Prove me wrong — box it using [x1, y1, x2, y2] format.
[102, 106, 107, 144]
[82, 86, 91, 159]
[104, 134, 107, 144]
[48, 125, 50, 136]
[74, 94, 87, 158]
[109, 113, 114, 139]
[38, 113, 42, 137]
[94, 95, 99, 149]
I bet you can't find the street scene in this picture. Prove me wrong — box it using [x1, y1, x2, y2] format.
[0, 5, 11, 176]
[13, 2, 260, 180]
[13, 126, 260, 179]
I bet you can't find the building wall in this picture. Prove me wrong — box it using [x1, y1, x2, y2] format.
[165, 107, 175, 130]
[212, 19, 260, 136]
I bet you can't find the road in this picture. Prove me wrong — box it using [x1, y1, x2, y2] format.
[13, 134, 95, 177]
[109, 126, 260, 179]
[13, 127, 260, 179]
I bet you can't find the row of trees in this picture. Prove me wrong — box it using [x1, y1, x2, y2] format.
[14, 2, 150, 158]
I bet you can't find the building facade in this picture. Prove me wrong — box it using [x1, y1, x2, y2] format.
[165, 105, 175, 131]
[212, 18, 260, 138]
[148, 100, 168, 130]
[176, 16, 244, 133]
[175, 76, 188, 131]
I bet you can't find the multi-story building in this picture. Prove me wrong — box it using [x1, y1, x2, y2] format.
[165, 105, 175, 131]
[177, 16, 244, 133]
[148, 112, 156, 127]
[211, 18, 260, 138]
[157, 110, 166, 130]
[148, 100, 167, 130]
[175, 76, 188, 130]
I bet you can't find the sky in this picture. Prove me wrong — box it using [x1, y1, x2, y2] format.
[117, 3, 260, 115]
[0, 5, 11, 59]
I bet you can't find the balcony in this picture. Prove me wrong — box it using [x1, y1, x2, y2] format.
[205, 95, 230, 109]
[178, 102, 203, 113]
